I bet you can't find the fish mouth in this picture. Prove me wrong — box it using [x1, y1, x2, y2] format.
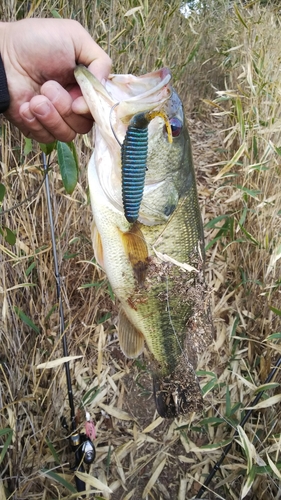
[109, 68, 172, 122]
[75, 65, 175, 218]
[74, 65, 172, 126]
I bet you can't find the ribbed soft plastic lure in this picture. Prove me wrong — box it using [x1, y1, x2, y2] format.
[121, 110, 173, 223]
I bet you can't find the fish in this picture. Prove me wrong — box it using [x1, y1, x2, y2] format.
[75, 65, 212, 418]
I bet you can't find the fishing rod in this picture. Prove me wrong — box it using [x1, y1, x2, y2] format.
[42, 152, 96, 495]
[195, 353, 281, 498]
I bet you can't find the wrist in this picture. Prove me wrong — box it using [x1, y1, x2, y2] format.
[0, 23, 10, 113]
[0, 23, 6, 54]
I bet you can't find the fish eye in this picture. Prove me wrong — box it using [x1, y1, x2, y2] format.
[169, 117, 182, 137]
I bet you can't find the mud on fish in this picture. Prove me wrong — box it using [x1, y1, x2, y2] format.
[75, 65, 213, 418]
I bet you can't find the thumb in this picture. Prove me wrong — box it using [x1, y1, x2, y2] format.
[73, 23, 112, 82]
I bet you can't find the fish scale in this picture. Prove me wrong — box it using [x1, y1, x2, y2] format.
[75, 65, 213, 418]
[133, 184, 204, 372]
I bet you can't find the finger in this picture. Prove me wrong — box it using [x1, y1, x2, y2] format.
[87, 52, 112, 83]
[68, 86, 92, 117]
[40, 81, 93, 133]
[71, 95, 90, 116]
[19, 102, 57, 143]
[73, 24, 112, 82]
[21, 97, 76, 143]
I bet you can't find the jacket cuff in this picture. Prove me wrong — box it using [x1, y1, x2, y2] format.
[0, 54, 10, 113]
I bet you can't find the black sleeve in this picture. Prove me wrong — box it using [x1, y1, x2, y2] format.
[0, 54, 10, 113]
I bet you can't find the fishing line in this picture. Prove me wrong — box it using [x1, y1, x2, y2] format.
[0, 169, 47, 217]
[165, 276, 191, 368]
[165, 267, 281, 497]
[83, 65, 281, 494]
[195, 353, 281, 498]
[42, 152, 95, 496]
[42, 153, 76, 425]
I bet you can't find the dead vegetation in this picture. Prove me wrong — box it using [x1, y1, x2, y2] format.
[1, 1, 281, 499]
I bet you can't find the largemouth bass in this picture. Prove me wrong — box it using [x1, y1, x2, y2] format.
[75, 66, 212, 418]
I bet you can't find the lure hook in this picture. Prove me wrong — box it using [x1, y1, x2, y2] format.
[109, 102, 122, 146]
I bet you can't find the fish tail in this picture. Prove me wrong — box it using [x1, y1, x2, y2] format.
[153, 366, 203, 418]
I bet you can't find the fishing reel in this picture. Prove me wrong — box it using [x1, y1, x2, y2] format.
[70, 431, 96, 465]
[61, 416, 95, 495]
[61, 416, 96, 466]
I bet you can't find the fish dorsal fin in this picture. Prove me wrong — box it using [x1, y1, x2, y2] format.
[91, 222, 104, 269]
[118, 308, 144, 358]
[120, 223, 148, 286]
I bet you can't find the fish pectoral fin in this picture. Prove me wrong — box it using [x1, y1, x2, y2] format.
[120, 223, 148, 285]
[91, 222, 105, 269]
[118, 308, 144, 358]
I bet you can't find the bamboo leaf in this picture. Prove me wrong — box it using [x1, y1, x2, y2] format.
[0, 428, 13, 464]
[50, 9, 62, 18]
[0, 428, 12, 437]
[239, 223, 259, 246]
[225, 385, 231, 417]
[25, 261, 36, 276]
[81, 386, 103, 407]
[14, 306, 40, 334]
[236, 185, 261, 199]
[254, 383, 279, 394]
[237, 425, 253, 474]
[143, 417, 164, 433]
[124, 6, 142, 16]
[41, 469, 76, 493]
[40, 141, 57, 155]
[24, 137, 33, 155]
[98, 402, 133, 421]
[78, 282, 104, 289]
[74, 471, 112, 493]
[142, 458, 166, 498]
[235, 97, 245, 139]
[234, 4, 248, 29]
[266, 332, 281, 341]
[196, 416, 225, 426]
[2, 226, 16, 245]
[247, 394, 281, 410]
[0, 183, 6, 202]
[106, 445, 112, 477]
[215, 143, 246, 180]
[267, 454, 281, 479]
[241, 466, 255, 499]
[37, 356, 83, 369]
[196, 370, 217, 378]
[57, 141, 78, 194]
[266, 243, 281, 275]
[201, 377, 218, 396]
[270, 306, 281, 317]
[190, 439, 232, 452]
[66, 141, 79, 174]
[45, 437, 60, 465]
[204, 214, 228, 230]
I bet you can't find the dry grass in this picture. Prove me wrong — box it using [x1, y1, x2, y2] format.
[1, 1, 281, 499]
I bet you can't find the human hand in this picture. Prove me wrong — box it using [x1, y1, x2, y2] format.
[0, 18, 112, 143]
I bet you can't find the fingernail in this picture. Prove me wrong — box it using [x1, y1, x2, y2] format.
[72, 96, 90, 115]
[34, 101, 51, 117]
[42, 82, 61, 102]
[21, 107, 34, 121]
